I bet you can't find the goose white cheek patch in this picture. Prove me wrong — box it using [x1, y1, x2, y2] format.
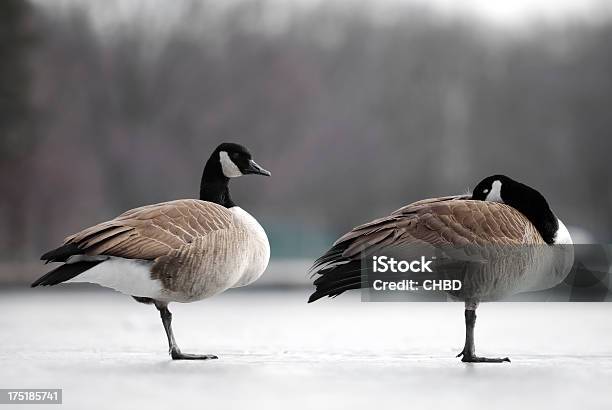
[485, 180, 503, 203]
[219, 151, 242, 178]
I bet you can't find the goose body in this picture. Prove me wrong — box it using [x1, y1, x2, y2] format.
[309, 175, 574, 363]
[59, 200, 270, 302]
[33, 143, 271, 360]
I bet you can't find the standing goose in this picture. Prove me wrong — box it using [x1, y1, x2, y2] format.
[32, 142, 271, 360]
[309, 175, 573, 363]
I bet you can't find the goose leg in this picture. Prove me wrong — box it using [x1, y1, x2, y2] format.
[155, 302, 218, 360]
[456, 308, 510, 363]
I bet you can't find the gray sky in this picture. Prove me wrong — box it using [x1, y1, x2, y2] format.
[34, 0, 612, 31]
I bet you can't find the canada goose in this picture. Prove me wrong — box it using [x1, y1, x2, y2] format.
[309, 175, 574, 363]
[32, 142, 271, 360]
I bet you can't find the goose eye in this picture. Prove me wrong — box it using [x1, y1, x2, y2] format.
[230, 152, 240, 159]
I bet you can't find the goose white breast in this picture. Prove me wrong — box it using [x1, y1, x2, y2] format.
[230, 206, 270, 288]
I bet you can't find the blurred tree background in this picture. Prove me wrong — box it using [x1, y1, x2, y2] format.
[0, 0, 36, 261]
[1, 0, 612, 275]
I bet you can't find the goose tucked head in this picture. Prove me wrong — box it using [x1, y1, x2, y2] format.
[200, 142, 271, 208]
[471, 175, 572, 245]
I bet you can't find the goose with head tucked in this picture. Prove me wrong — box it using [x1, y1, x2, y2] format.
[33, 142, 271, 360]
[309, 175, 573, 363]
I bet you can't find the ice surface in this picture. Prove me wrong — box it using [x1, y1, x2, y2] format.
[1, 288, 612, 410]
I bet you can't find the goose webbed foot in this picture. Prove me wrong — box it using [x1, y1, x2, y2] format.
[456, 349, 510, 363]
[170, 348, 218, 361]
[155, 302, 218, 361]
[458, 307, 510, 364]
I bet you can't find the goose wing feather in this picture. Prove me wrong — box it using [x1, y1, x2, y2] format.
[313, 197, 543, 271]
[63, 199, 236, 260]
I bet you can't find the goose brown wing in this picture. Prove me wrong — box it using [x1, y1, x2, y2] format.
[309, 197, 544, 302]
[62, 199, 236, 260]
[333, 198, 542, 261]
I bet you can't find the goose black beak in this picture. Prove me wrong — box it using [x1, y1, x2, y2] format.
[244, 160, 271, 176]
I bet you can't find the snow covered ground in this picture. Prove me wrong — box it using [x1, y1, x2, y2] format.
[1, 288, 611, 409]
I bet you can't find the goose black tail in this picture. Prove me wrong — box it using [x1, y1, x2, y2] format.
[308, 259, 366, 303]
[31, 261, 102, 287]
[40, 243, 84, 263]
[308, 241, 367, 303]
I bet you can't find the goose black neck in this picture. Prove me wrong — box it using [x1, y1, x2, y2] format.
[199, 158, 236, 208]
[504, 190, 558, 245]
